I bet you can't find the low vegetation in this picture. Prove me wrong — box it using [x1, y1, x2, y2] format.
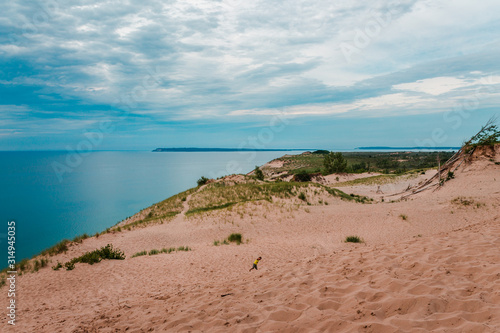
[261, 151, 456, 176]
[197, 176, 210, 186]
[61, 244, 125, 270]
[451, 197, 485, 208]
[215, 233, 243, 245]
[254, 166, 265, 181]
[120, 187, 198, 230]
[131, 250, 147, 258]
[40, 239, 70, 256]
[132, 246, 191, 258]
[345, 236, 363, 243]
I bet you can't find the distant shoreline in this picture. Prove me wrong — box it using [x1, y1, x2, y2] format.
[152, 148, 312, 152]
[356, 146, 460, 150]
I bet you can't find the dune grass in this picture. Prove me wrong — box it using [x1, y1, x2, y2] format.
[345, 236, 363, 243]
[121, 187, 198, 229]
[62, 244, 125, 270]
[214, 233, 243, 246]
[132, 246, 191, 258]
[187, 181, 372, 217]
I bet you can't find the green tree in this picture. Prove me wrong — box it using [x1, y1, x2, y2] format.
[323, 152, 347, 174]
[197, 176, 209, 186]
[254, 166, 264, 181]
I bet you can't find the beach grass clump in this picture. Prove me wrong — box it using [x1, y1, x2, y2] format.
[148, 249, 160, 255]
[131, 251, 147, 258]
[324, 187, 372, 203]
[399, 214, 408, 221]
[227, 233, 242, 245]
[345, 236, 363, 243]
[177, 246, 191, 251]
[298, 192, 307, 201]
[452, 197, 474, 206]
[65, 262, 75, 270]
[63, 244, 125, 270]
[122, 187, 198, 229]
[72, 233, 89, 243]
[161, 247, 176, 253]
[52, 262, 63, 270]
[214, 233, 243, 246]
[40, 239, 70, 256]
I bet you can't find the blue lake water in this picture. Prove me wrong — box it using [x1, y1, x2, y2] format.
[0, 150, 305, 260]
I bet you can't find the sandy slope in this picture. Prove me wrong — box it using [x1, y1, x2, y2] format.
[4, 148, 500, 332]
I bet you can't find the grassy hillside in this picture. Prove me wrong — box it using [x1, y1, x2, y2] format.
[262, 151, 455, 175]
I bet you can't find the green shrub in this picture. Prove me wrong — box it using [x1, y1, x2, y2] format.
[324, 152, 348, 174]
[446, 171, 455, 180]
[345, 236, 362, 243]
[32, 260, 41, 272]
[65, 262, 75, 270]
[227, 233, 242, 245]
[254, 166, 265, 181]
[52, 262, 63, 270]
[197, 176, 209, 186]
[293, 171, 311, 182]
[298, 192, 306, 201]
[177, 246, 191, 251]
[66, 244, 125, 268]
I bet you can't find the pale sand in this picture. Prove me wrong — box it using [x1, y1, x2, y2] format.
[6, 148, 500, 332]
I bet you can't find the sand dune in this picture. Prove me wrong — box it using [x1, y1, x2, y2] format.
[5, 147, 500, 332]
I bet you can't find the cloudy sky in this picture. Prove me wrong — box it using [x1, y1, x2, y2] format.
[1, 0, 499, 150]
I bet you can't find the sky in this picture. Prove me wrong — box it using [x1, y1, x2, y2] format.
[1, 0, 500, 150]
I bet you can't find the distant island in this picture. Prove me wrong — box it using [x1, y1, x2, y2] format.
[356, 146, 460, 150]
[152, 148, 311, 152]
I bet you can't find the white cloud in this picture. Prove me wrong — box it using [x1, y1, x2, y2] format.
[393, 75, 500, 96]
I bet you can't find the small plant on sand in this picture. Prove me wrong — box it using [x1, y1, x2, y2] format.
[148, 249, 160, 255]
[298, 192, 306, 201]
[131, 251, 148, 258]
[32, 259, 41, 272]
[52, 262, 63, 270]
[65, 262, 75, 271]
[227, 233, 242, 245]
[399, 214, 408, 221]
[345, 236, 363, 243]
[177, 246, 191, 251]
[213, 240, 220, 246]
[72, 233, 89, 243]
[161, 247, 176, 253]
[452, 197, 474, 206]
[446, 171, 455, 181]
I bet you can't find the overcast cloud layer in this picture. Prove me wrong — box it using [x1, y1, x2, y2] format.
[1, 0, 500, 149]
